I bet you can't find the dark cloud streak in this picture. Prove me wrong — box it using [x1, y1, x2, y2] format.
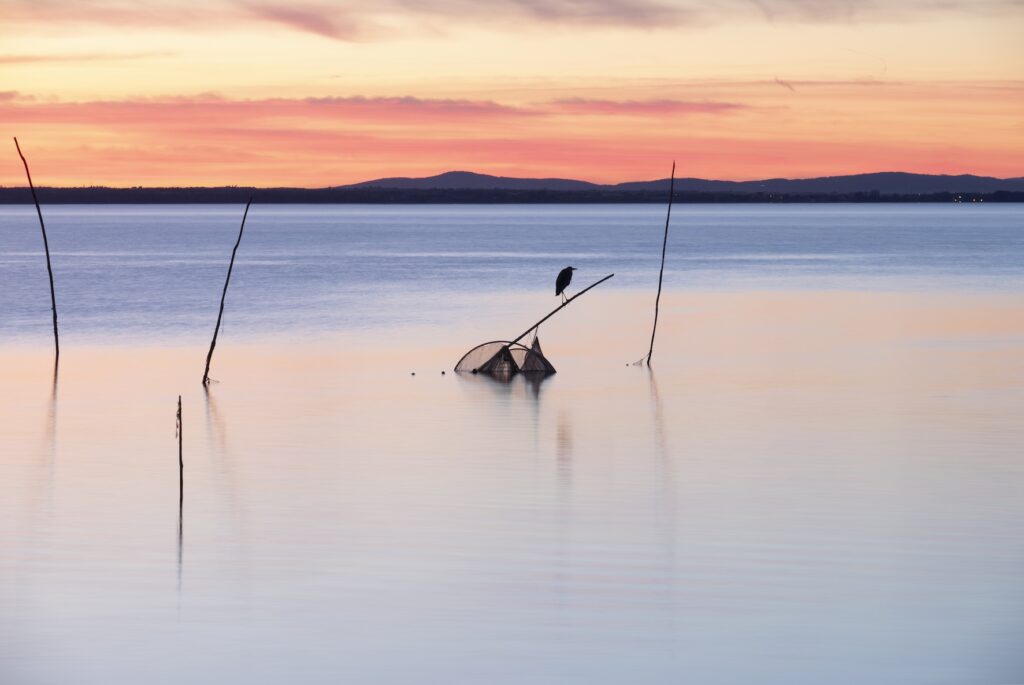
[551, 97, 747, 114]
[1, 0, 1021, 41]
[242, 3, 363, 40]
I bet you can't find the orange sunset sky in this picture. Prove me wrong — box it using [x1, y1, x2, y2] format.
[1, 0, 1022, 187]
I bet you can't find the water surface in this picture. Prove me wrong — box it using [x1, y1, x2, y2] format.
[1, 205, 1022, 684]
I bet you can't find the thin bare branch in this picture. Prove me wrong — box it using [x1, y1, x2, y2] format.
[645, 162, 675, 366]
[202, 198, 252, 385]
[13, 138, 59, 365]
[509, 273, 615, 347]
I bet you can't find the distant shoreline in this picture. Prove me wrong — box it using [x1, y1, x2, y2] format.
[1, 187, 1021, 204]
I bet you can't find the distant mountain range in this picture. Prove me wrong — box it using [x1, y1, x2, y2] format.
[2, 171, 1022, 204]
[345, 170, 1024, 195]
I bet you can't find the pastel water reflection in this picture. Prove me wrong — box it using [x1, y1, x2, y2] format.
[2, 288, 1021, 684]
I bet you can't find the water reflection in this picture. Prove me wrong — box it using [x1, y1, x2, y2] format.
[203, 385, 244, 517]
[2, 286, 1023, 685]
[21, 364, 59, 540]
[646, 368, 678, 594]
[44, 362, 58, 473]
[647, 368, 670, 480]
[556, 411, 573, 491]
[200, 385, 250, 600]
[455, 370, 550, 402]
[204, 384, 228, 455]
[177, 496, 183, 598]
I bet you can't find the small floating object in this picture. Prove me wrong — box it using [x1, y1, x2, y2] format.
[411, 372, 416, 376]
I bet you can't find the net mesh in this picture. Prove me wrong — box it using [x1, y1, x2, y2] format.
[520, 337, 557, 374]
[454, 338, 556, 377]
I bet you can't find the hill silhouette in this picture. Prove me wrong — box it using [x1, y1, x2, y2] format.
[347, 171, 1024, 195]
[346, 170, 602, 191]
[2, 171, 1022, 203]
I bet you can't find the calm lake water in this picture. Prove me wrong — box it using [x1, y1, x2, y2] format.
[1, 204, 1022, 684]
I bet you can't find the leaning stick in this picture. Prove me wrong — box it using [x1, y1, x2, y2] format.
[644, 162, 675, 366]
[509, 273, 615, 347]
[202, 198, 252, 385]
[14, 138, 59, 365]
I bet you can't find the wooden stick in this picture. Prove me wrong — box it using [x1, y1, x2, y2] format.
[509, 273, 614, 347]
[176, 394, 183, 592]
[177, 395, 183, 511]
[645, 162, 675, 366]
[202, 198, 252, 385]
[13, 138, 59, 365]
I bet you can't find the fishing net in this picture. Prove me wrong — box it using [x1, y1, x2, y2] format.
[454, 336, 556, 378]
[452, 272, 615, 379]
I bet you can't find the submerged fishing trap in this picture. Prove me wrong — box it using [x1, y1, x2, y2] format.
[453, 273, 614, 380]
[454, 336, 557, 378]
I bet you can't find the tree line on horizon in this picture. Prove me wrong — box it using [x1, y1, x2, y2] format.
[0, 187, 1021, 204]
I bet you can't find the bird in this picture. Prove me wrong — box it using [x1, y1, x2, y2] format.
[555, 266, 576, 304]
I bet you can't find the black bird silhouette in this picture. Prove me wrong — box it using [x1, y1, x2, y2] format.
[555, 266, 576, 303]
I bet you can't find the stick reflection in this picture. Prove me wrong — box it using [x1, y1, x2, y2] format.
[646, 367, 679, 601]
[24, 363, 60, 534]
[45, 362, 58, 473]
[204, 383, 228, 456]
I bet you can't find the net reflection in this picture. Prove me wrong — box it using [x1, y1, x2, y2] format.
[455, 368, 550, 403]
[556, 410, 573, 492]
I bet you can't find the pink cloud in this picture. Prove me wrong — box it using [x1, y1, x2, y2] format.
[1, 89, 1019, 186]
[0, 1, 230, 29]
[303, 95, 532, 116]
[4, 0, 1017, 39]
[0, 95, 530, 129]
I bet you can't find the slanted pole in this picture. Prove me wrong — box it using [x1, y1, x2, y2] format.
[14, 138, 59, 365]
[645, 162, 675, 366]
[508, 273, 614, 347]
[202, 198, 252, 385]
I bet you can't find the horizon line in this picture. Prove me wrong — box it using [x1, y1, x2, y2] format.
[1, 169, 1022, 191]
